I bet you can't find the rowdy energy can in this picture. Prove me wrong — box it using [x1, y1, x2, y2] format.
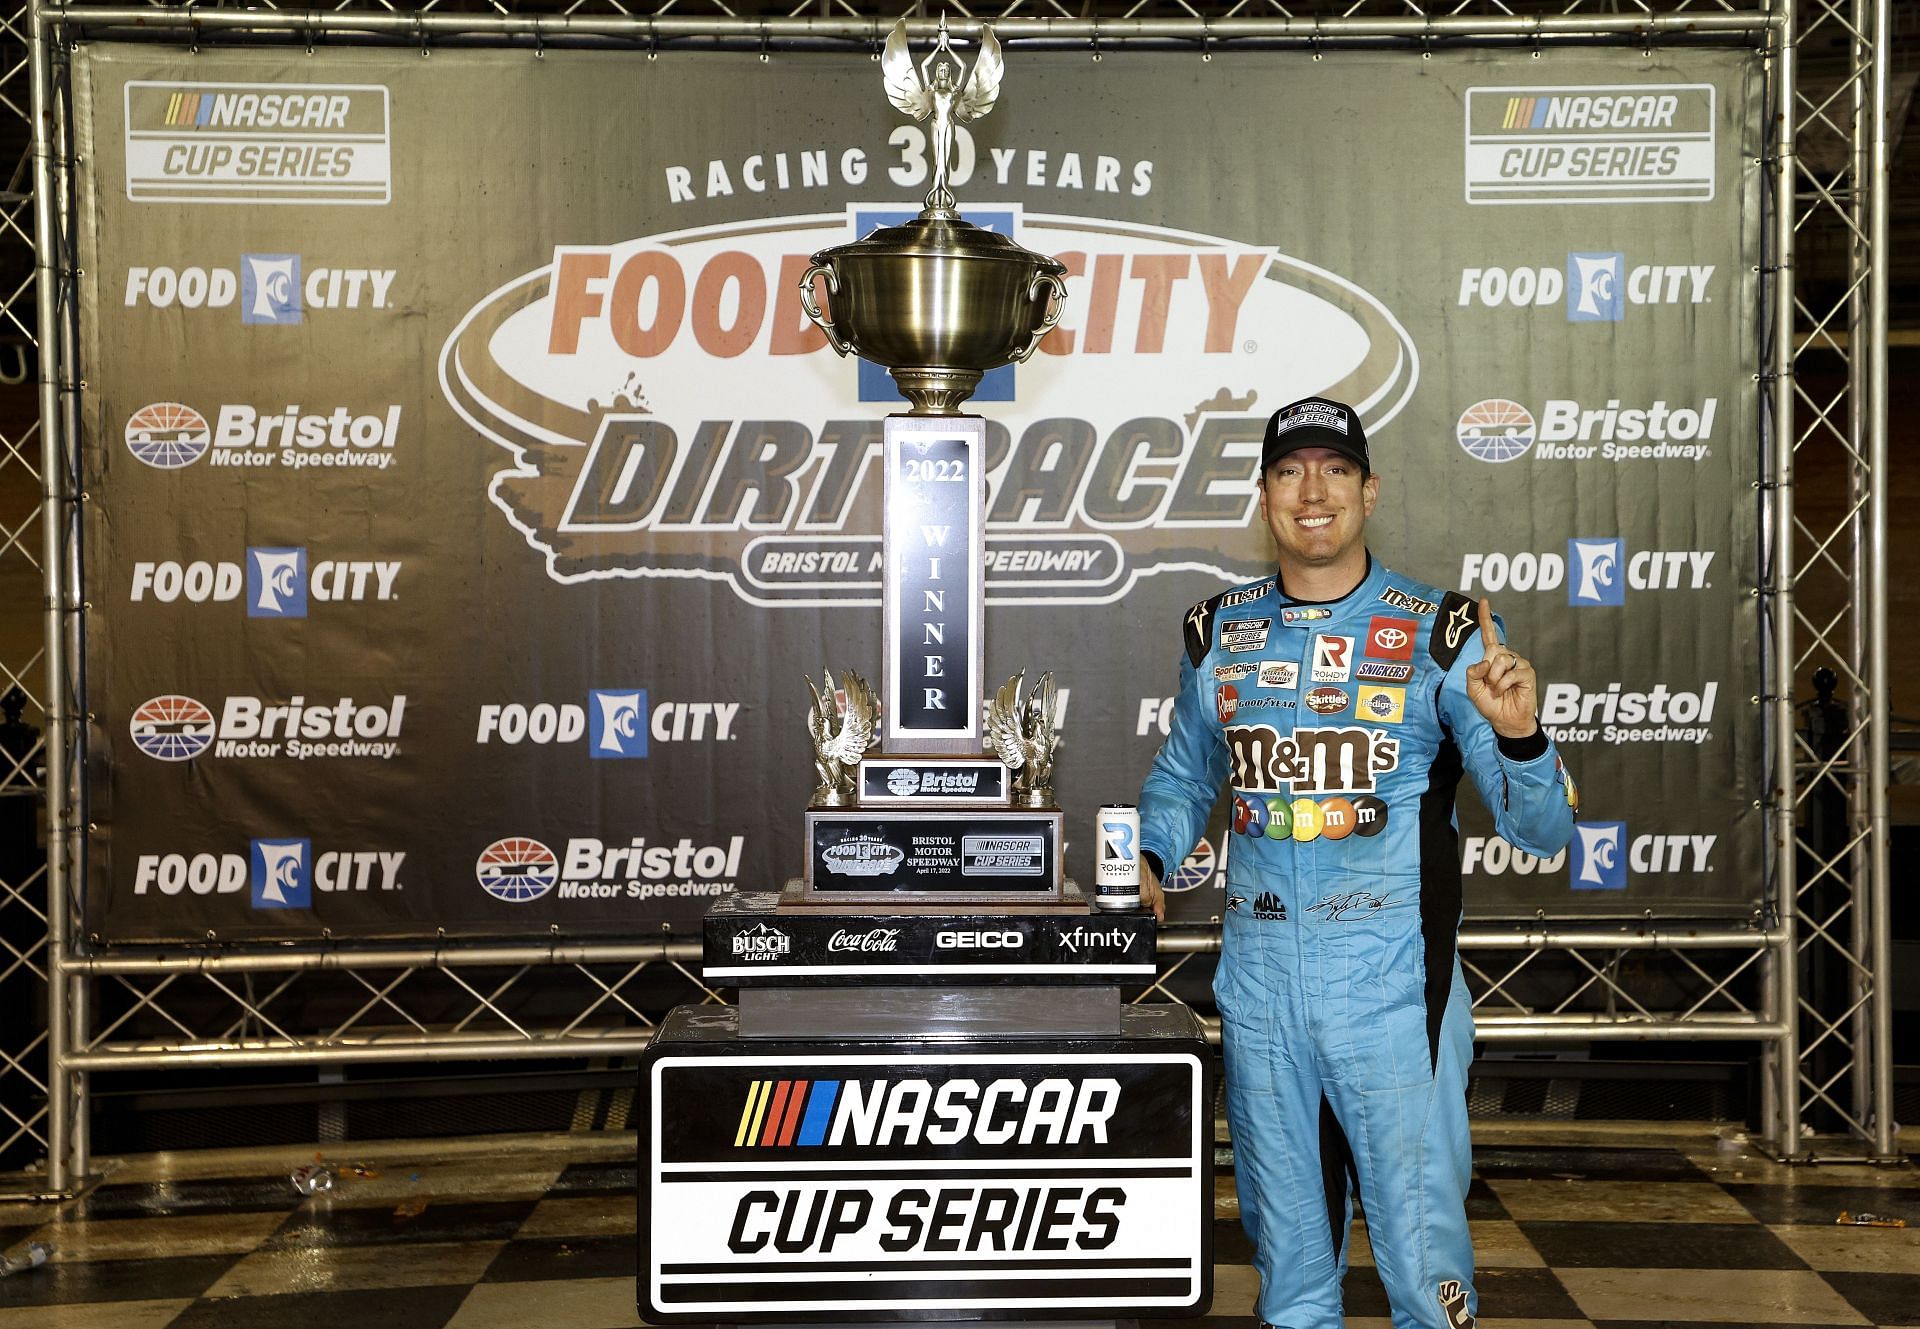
[1095, 804, 1142, 910]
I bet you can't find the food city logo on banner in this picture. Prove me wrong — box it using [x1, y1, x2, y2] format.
[125, 257, 397, 321]
[1460, 543, 1715, 606]
[133, 841, 406, 909]
[441, 207, 1418, 607]
[129, 550, 401, 617]
[473, 693, 741, 757]
[1457, 254, 1715, 320]
[474, 833, 746, 904]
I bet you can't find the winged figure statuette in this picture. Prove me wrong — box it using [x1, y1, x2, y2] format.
[882, 16, 1004, 214]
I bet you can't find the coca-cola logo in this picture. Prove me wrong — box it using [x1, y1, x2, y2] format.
[827, 927, 901, 953]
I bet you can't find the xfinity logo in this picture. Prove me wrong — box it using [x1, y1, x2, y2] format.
[1457, 258, 1713, 320]
[125, 258, 397, 319]
[133, 843, 404, 904]
[475, 695, 739, 754]
[1058, 925, 1137, 954]
[130, 554, 401, 615]
[1459, 546, 1713, 603]
[1570, 822, 1716, 890]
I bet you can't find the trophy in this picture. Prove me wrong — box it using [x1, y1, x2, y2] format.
[791, 19, 1072, 908]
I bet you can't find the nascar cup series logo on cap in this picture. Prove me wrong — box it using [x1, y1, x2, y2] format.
[440, 209, 1417, 607]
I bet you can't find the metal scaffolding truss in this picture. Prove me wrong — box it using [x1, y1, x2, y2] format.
[0, 0, 1894, 1197]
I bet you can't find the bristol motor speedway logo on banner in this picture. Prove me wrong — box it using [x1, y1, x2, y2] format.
[474, 694, 740, 756]
[133, 841, 405, 909]
[1455, 396, 1717, 464]
[129, 550, 401, 617]
[1460, 543, 1715, 606]
[127, 693, 406, 761]
[475, 834, 745, 904]
[644, 1052, 1205, 1316]
[123, 401, 403, 471]
[1539, 680, 1720, 745]
[440, 209, 1417, 607]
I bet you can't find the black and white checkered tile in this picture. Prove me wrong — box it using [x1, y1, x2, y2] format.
[0, 1133, 1913, 1328]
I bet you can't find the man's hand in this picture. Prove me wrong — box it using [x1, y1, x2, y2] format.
[1141, 860, 1166, 922]
[1464, 597, 1540, 740]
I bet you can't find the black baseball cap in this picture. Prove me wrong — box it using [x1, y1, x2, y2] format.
[1261, 396, 1370, 473]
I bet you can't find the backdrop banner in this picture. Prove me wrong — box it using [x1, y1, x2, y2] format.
[74, 43, 1764, 941]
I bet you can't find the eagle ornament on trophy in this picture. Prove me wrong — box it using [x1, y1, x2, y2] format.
[986, 670, 1062, 808]
[804, 669, 879, 807]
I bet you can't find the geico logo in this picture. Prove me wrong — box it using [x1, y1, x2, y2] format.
[124, 265, 395, 309]
[1538, 398, 1716, 444]
[217, 696, 406, 740]
[131, 559, 399, 603]
[135, 850, 403, 894]
[1224, 725, 1399, 796]
[1461, 550, 1713, 593]
[1540, 682, 1718, 726]
[1458, 264, 1712, 308]
[213, 405, 401, 450]
[1136, 697, 1175, 737]
[475, 701, 739, 743]
[1461, 836, 1567, 875]
[547, 245, 1260, 361]
[1630, 833, 1716, 872]
[824, 1076, 1120, 1148]
[935, 930, 1023, 949]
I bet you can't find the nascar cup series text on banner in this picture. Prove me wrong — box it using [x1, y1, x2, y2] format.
[75, 45, 1762, 939]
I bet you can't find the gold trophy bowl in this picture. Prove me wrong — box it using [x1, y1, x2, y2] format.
[799, 213, 1068, 416]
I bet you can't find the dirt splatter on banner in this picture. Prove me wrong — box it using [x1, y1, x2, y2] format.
[71, 44, 1764, 940]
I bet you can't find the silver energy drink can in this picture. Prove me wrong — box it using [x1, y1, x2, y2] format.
[1095, 804, 1142, 910]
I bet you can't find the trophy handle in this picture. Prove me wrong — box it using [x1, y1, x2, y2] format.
[798, 263, 851, 357]
[1010, 272, 1068, 365]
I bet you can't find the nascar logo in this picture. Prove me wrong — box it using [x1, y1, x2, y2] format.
[731, 1075, 1121, 1149]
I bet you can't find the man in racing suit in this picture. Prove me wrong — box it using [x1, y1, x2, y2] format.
[1136, 396, 1576, 1329]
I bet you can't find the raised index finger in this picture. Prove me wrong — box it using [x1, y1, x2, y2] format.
[1477, 597, 1501, 652]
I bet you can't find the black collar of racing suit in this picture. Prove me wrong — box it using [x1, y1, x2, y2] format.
[1275, 551, 1379, 608]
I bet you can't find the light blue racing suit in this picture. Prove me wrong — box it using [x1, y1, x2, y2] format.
[1139, 558, 1576, 1329]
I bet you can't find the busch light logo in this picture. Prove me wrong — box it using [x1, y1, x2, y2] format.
[1567, 252, 1624, 322]
[242, 253, 301, 324]
[475, 837, 559, 902]
[1572, 821, 1627, 890]
[1456, 399, 1536, 462]
[589, 689, 648, 759]
[1568, 538, 1626, 606]
[246, 547, 308, 617]
[250, 838, 311, 909]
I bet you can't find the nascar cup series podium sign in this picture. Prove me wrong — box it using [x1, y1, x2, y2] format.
[73, 44, 1762, 941]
